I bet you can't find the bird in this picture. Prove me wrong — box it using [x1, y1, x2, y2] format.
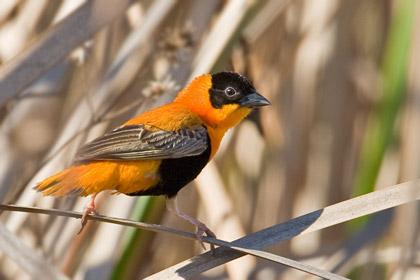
[34, 71, 270, 247]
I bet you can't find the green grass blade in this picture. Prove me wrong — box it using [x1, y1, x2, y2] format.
[110, 196, 165, 280]
[351, 0, 417, 227]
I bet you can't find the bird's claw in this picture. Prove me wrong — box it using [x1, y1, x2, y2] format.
[195, 224, 216, 252]
[165, 197, 216, 252]
[78, 205, 99, 234]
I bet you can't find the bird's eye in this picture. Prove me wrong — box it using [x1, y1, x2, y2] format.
[224, 87, 237, 97]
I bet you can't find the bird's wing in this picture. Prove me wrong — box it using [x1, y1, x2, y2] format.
[74, 124, 209, 162]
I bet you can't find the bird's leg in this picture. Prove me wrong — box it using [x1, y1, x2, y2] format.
[78, 193, 99, 234]
[166, 196, 216, 250]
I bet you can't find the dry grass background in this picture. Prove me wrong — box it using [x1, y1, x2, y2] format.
[0, 0, 419, 279]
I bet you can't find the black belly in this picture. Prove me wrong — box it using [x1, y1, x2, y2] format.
[127, 136, 211, 198]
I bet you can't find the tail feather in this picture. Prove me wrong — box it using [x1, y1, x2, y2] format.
[35, 161, 160, 197]
[34, 166, 87, 197]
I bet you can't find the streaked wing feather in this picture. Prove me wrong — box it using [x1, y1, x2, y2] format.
[74, 124, 208, 162]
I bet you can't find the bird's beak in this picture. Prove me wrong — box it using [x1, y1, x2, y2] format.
[239, 91, 271, 108]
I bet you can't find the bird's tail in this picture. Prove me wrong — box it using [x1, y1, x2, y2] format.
[34, 166, 87, 197]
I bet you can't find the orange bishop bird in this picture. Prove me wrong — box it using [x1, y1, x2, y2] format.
[35, 71, 270, 246]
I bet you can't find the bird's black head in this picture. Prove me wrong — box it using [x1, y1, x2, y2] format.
[209, 72, 270, 109]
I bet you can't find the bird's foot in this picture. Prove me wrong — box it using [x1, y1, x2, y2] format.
[194, 220, 216, 251]
[165, 197, 216, 251]
[78, 194, 98, 234]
